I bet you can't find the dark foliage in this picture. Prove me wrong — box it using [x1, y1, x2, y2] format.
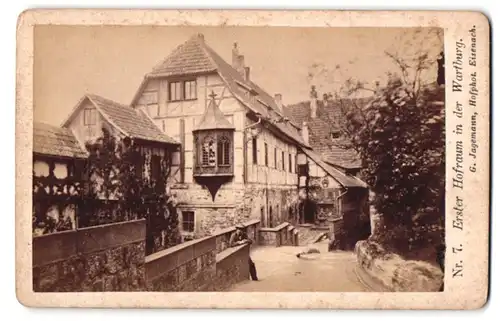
[340, 79, 445, 253]
[85, 128, 181, 254]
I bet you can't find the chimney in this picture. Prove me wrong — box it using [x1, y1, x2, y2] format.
[301, 121, 309, 145]
[232, 43, 248, 79]
[236, 55, 246, 78]
[244, 66, 250, 81]
[232, 42, 239, 69]
[274, 93, 282, 112]
[310, 85, 318, 118]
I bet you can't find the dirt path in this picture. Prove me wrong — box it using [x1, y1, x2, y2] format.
[228, 241, 371, 292]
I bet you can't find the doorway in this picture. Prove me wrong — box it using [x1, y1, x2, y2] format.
[303, 200, 316, 224]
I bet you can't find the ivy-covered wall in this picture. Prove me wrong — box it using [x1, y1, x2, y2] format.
[80, 128, 181, 255]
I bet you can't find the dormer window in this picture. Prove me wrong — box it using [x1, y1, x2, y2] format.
[83, 108, 97, 126]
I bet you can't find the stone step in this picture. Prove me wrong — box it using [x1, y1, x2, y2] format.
[296, 226, 328, 246]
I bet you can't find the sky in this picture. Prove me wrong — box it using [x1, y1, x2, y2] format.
[34, 26, 443, 126]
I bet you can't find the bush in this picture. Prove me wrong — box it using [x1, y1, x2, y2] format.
[341, 79, 445, 253]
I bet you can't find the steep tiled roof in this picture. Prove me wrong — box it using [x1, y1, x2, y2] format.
[301, 147, 367, 188]
[86, 94, 179, 145]
[150, 34, 217, 77]
[139, 34, 309, 148]
[284, 100, 363, 169]
[33, 122, 88, 159]
[195, 92, 235, 131]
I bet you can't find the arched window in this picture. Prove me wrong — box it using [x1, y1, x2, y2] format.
[201, 136, 216, 167]
[217, 135, 231, 166]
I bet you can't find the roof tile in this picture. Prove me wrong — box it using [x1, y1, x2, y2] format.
[33, 122, 88, 159]
[149, 34, 217, 77]
[87, 94, 179, 145]
[302, 148, 367, 188]
[147, 34, 309, 148]
[284, 100, 363, 169]
[195, 92, 235, 131]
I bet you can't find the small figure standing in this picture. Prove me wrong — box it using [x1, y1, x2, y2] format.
[229, 224, 258, 281]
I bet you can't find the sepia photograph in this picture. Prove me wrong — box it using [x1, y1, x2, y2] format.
[31, 25, 445, 293]
[16, 9, 490, 309]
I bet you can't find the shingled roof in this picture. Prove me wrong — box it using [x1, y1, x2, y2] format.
[87, 94, 179, 145]
[194, 91, 235, 131]
[301, 147, 367, 188]
[132, 34, 309, 148]
[63, 94, 179, 146]
[33, 122, 88, 159]
[149, 34, 217, 77]
[284, 99, 363, 169]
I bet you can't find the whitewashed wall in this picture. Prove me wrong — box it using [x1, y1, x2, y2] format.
[134, 73, 246, 185]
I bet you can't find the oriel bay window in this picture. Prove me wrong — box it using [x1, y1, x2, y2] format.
[193, 91, 235, 178]
[197, 133, 232, 171]
[168, 79, 197, 102]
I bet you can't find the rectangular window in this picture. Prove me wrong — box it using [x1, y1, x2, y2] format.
[179, 119, 185, 183]
[169, 81, 183, 101]
[182, 211, 195, 232]
[264, 143, 268, 166]
[288, 154, 292, 173]
[150, 155, 161, 180]
[83, 108, 97, 126]
[274, 148, 277, 169]
[252, 138, 258, 164]
[282, 151, 285, 171]
[217, 137, 231, 166]
[169, 80, 197, 101]
[201, 139, 216, 167]
[184, 80, 197, 100]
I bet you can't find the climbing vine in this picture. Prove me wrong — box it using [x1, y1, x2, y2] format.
[84, 127, 181, 254]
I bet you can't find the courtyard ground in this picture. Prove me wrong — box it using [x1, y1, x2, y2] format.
[228, 240, 372, 292]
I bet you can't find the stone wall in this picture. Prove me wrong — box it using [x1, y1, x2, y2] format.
[214, 243, 250, 291]
[214, 219, 260, 253]
[240, 185, 298, 228]
[145, 236, 217, 292]
[32, 219, 146, 292]
[145, 219, 260, 292]
[355, 240, 444, 292]
[259, 222, 298, 247]
[175, 183, 298, 238]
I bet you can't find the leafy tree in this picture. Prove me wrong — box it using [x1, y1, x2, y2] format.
[307, 28, 445, 253]
[84, 127, 181, 254]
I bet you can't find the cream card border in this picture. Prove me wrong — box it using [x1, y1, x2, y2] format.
[16, 9, 490, 309]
